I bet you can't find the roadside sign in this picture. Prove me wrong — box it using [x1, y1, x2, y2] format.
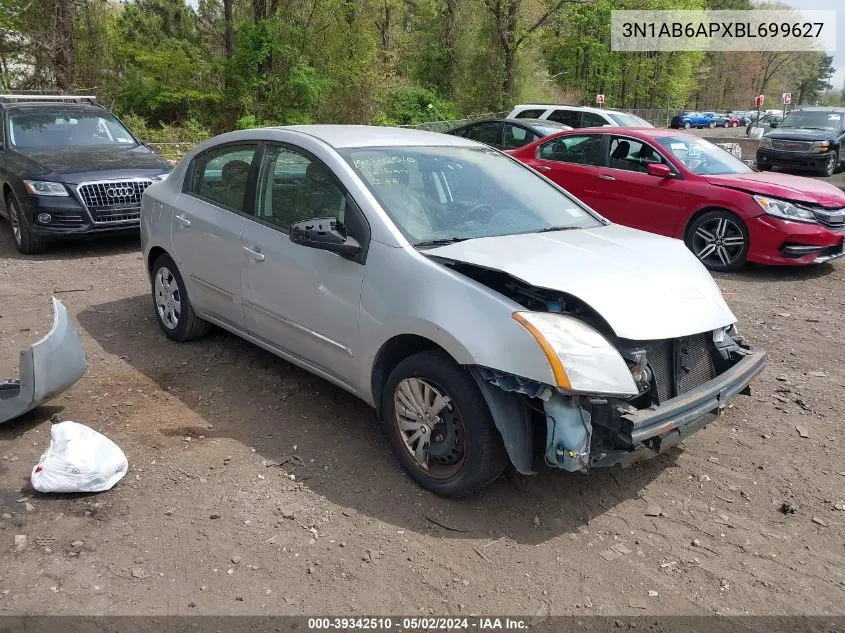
[782, 92, 791, 105]
[755, 95, 764, 107]
[596, 94, 605, 105]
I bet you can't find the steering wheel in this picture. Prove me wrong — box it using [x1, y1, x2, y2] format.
[465, 202, 496, 222]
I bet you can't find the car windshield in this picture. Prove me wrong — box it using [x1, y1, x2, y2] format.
[779, 110, 844, 131]
[342, 146, 604, 245]
[7, 111, 138, 149]
[656, 136, 752, 175]
[608, 112, 653, 127]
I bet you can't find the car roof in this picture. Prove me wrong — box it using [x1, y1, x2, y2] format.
[541, 127, 694, 141]
[277, 124, 479, 149]
[512, 103, 615, 115]
[455, 118, 571, 129]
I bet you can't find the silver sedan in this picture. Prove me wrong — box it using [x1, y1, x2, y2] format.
[140, 125, 765, 497]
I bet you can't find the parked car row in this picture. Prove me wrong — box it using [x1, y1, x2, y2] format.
[756, 107, 845, 177]
[670, 111, 742, 129]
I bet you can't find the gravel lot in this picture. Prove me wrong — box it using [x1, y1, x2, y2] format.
[1, 223, 844, 618]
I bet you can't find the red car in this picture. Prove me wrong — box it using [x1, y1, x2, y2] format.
[725, 115, 742, 127]
[509, 128, 845, 270]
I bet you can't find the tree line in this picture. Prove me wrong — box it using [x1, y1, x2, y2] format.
[0, 0, 838, 135]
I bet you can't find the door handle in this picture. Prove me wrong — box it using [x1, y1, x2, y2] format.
[242, 245, 265, 261]
[175, 214, 191, 227]
[535, 165, 552, 171]
[597, 174, 616, 181]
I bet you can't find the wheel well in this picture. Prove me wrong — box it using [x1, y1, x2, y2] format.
[147, 246, 168, 276]
[2, 184, 12, 213]
[683, 207, 744, 243]
[370, 335, 451, 419]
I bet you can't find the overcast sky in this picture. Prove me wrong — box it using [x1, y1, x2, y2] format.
[781, 0, 842, 90]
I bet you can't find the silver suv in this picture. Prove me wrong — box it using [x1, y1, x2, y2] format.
[140, 125, 763, 497]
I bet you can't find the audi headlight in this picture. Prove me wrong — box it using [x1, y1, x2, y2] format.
[753, 195, 816, 223]
[812, 140, 831, 153]
[513, 312, 638, 397]
[23, 180, 68, 197]
[758, 137, 772, 149]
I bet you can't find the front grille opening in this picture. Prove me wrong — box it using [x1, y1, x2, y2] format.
[621, 334, 717, 406]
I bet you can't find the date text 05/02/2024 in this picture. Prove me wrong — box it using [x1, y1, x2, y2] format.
[307, 617, 529, 630]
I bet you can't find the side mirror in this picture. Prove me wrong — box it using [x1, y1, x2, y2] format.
[289, 217, 361, 257]
[646, 163, 673, 178]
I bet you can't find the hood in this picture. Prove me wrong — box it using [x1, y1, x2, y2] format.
[15, 146, 171, 182]
[765, 128, 836, 141]
[704, 172, 845, 208]
[425, 224, 736, 340]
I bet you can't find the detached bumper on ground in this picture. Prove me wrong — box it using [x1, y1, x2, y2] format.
[0, 298, 87, 423]
[590, 347, 766, 468]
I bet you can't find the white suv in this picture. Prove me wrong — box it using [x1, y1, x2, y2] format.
[506, 104, 653, 128]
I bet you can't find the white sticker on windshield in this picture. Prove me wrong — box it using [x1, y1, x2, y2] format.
[117, 137, 131, 142]
[670, 142, 687, 150]
[687, 145, 701, 157]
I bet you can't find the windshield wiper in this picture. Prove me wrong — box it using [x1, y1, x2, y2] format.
[414, 237, 470, 248]
[534, 226, 580, 233]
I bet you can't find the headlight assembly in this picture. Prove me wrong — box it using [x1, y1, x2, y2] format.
[812, 140, 831, 153]
[513, 312, 638, 397]
[23, 180, 68, 197]
[758, 137, 772, 149]
[753, 195, 816, 223]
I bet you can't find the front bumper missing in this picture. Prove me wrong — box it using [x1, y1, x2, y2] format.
[590, 346, 766, 469]
[0, 298, 87, 423]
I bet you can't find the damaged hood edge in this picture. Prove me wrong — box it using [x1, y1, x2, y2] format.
[424, 224, 736, 341]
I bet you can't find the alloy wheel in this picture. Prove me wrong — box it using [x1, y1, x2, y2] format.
[8, 200, 21, 245]
[692, 217, 745, 268]
[824, 153, 836, 177]
[154, 266, 181, 329]
[393, 377, 465, 479]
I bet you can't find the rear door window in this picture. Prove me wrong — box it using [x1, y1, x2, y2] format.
[581, 112, 608, 127]
[538, 134, 604, 166]
[189, 144, 257, 213]
[465, 121, 503, 147]
[546, 109, 581, 127]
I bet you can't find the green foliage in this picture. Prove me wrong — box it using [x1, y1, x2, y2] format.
[373, 85, 460, 126]
[119, 112, 210, 143]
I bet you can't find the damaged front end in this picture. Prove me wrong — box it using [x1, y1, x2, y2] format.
[472, 325, 764, 475]
[455, 264, 765, 475]
[0, 297, 87, 423]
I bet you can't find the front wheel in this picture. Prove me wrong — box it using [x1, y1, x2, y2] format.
[820, 151, 838, 177]
[756, 164, 772, 172]
[708, 121, 716, 129]
[382, 350, 508, 497]
[6, 195, 47, 255]
[683, 122, 691, 129]
[150, 253, 211, 341]
[686, 210, 749, 272]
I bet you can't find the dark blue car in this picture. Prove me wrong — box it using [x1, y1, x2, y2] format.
[670, 112, 715, 129]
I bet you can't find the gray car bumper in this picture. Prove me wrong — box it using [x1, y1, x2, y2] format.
[0, 298, 87, 423]
[590, 347, 766, 468]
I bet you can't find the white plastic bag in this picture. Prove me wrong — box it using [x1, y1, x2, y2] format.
[31, 421, 128, 493]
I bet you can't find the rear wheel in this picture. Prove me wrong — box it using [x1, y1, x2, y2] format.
[708, 121, 716, 129]
[686, 210, 749, 272]
[683, 122, 691, 129]
[382, 350, 508, 497]
[150, 253, 211, 341]
[6, 194, 47, 255]
[756, 164, 772, 172]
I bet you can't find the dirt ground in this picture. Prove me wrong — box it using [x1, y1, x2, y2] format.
[0, 224, 844, 619]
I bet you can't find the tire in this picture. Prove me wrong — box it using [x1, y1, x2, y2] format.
[683, 122, 691, 129]
[6, 194, 47, 255]
[756, 164, 772, 172]
[686, 210, 749, 272]
[820, 151, 838, 177]
[150, 253, 211, 342]
[381, 350, 508, 497]
[708, 121, 716, 129]
[723, 122, 729, 128]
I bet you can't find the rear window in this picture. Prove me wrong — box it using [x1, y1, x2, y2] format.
[607, 112, 653, 127]
[546, 109, 581, 127]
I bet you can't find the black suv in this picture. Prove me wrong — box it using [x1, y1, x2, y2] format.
[756, 107, 845, 177]
[0, 94, 172, 254]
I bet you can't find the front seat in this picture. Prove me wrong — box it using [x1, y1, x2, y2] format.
[219, 159, 251, 210]
[609, 140, 631, 169]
